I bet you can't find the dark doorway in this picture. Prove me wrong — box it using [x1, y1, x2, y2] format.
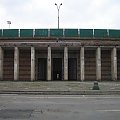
[53, 58, 62, 80]
[68, 58, 77, 80]
[37, 58, 47, 80]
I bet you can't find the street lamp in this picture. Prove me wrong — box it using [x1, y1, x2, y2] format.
[7, 21, 11, 29]
[55, 3, 62, 29]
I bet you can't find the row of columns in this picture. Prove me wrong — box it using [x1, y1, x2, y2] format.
[0, 46, 118, 81]
[80, 47, 117, 81]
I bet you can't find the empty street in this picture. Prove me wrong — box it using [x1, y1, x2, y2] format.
[0, 95, 120, 120]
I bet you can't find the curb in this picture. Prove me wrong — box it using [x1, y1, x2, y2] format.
[0, 90, 120, 95]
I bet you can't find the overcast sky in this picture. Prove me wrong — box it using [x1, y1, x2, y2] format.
[0, 0, 120, 29]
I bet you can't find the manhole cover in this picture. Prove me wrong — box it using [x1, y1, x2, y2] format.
[0, 109, 33, 119]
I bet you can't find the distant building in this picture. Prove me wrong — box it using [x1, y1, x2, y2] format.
[0, 29, 120, 81]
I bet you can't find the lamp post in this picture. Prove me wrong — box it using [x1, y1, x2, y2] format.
[7, 21, 11, 29]
[55, 3, 62, 29]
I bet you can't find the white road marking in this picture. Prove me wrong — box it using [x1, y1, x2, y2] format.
[98, 110, 120, 112]
[1, 95, 120, 99]
[25, 96, 120, 99]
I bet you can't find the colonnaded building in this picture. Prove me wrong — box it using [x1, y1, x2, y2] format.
[0, 29, 120, 81]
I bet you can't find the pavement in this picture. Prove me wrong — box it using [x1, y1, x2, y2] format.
[0, 81, 120, 95]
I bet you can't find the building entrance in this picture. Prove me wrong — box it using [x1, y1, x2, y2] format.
[37, 58, 47, 80]
[53, 58, 62, 80]
[68, 58, 77, 80]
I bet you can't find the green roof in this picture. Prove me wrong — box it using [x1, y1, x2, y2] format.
[3, 29, 19, 37]
[80, 29, 93, 37]
[64, 29, 78, 37]
[0, 29, 2, 37]
[0, 28, 120, 38]
[94, 29, 108, 38]
[20, 29, 33, 37]
[50, 29, 63, 37]
[35, 29, 48, 37]
[109, 29, 120, 38]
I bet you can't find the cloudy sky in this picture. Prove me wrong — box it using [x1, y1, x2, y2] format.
[0, 0, 120, 29]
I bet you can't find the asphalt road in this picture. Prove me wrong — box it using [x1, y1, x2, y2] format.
[0, 95, 120, 120]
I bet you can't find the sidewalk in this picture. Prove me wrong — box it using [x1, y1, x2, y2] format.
[0, 81, 120, 95]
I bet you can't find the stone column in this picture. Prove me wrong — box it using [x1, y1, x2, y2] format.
[14, 47, 19, 81]
[64, 46, 68, 80]
[31, 47, 35, 81]
[96, 47, 101, 81]
[80, 47, 85, 81]
[47, 46, 51, 81]
[0, 47, 3, 80]
[111, 47, 117, 81]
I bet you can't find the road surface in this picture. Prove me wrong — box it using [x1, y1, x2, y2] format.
[0, 95, 120, 120]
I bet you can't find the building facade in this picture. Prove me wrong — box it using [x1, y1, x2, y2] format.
[0, 29, 120, 81]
